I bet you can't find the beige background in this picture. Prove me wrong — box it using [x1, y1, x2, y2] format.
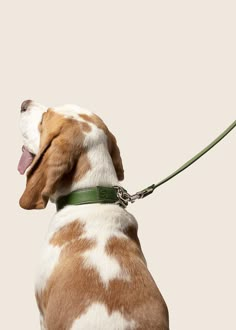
[0, 1, 235, 329]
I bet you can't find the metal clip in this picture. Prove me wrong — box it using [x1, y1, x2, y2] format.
[114, 186, 131, 208]
[114, 184, 156, 208]
[134, 184, 156, 199]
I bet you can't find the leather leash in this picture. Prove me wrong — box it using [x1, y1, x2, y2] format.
[115, 119, 236, 207]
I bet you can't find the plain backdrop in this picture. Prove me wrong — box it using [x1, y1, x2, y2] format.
[0, 1, 235, 329]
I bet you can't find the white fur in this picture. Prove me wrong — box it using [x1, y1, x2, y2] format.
[35, 242, 61, 294]
[35, 204, 138, 294]
[70, 302, 136, 330]
[40, 314, 46, 330]
[80, 204, 132, 285]
[19, 102, 47, 154]
[53, 104, 93, 119]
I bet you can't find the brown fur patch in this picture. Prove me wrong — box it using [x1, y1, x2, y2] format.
[50, 221, 85, 247]
[80, 121, 92, 133]
[37, 221, 169, 330]
[74, 150, 91, 183]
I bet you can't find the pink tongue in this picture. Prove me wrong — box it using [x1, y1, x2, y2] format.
[17, 146, 35, 175]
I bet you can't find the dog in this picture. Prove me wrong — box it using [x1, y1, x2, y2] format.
[18, 100, 169, 330]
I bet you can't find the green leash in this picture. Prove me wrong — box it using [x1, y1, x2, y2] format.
[56, 120, 236, 211]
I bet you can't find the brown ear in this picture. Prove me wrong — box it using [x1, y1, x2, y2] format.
[107, 131, 124, 181]
[19, 110, 83, 210]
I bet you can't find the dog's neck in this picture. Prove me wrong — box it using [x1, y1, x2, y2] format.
[51, 142, 120, 203]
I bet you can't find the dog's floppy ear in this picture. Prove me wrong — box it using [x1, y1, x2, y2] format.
[107, 131, 124, 181]
[19, 109, 83, 210]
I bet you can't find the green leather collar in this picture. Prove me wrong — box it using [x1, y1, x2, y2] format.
[56, 186, 120, 211]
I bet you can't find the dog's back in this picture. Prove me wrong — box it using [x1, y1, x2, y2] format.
[36, 204, 169, 330]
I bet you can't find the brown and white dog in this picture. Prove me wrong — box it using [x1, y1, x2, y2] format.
[18, 100, 169, 330]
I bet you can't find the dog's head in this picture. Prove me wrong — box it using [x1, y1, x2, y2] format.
[18, 100, 124, 210]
